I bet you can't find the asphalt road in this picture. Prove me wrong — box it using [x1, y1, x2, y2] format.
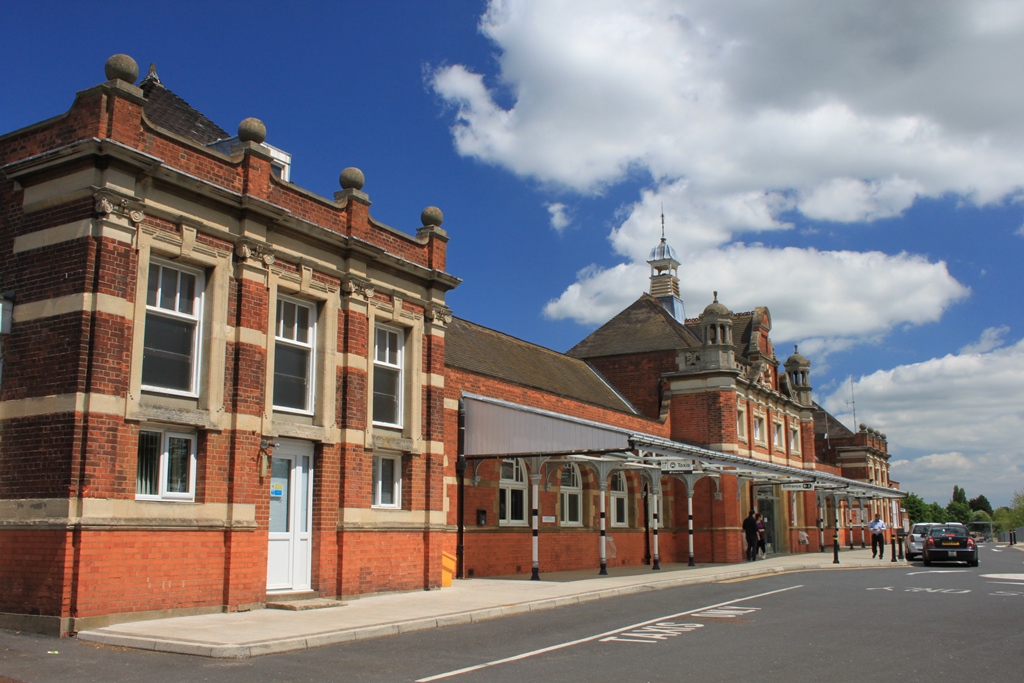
[3, 543, 1022, 683]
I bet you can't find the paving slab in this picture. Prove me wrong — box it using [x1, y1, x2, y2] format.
[77, 548, 903, 658]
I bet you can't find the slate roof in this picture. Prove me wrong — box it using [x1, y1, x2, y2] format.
[566, 294, 701, 358]
[139, 66, 230, 145]
[446, 317, 638, 414]
[812, 402, 855, 439]
[568, 294, 776, 371]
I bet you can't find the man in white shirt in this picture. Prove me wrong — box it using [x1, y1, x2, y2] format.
[869, 513, 887, 559]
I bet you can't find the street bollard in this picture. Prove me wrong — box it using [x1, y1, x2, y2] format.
[833, 531, 840, 564]
[897, 534, 904, 561]
[890, 536, 897, 563]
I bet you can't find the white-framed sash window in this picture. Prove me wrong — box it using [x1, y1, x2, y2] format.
[273, 296, 316, 414]
[372, 453, 402, 508]
[142, 260, 203, 396]
[136, 428, 197, 501]
[753, 416, 766, 444]
[373, 325, 404, 427]
[559, 464, 583, 526]
[499, 458, 528, 526]
[611, 471, 628, 527]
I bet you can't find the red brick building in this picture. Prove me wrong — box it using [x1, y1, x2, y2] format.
[0, 56, 456, 635]
[0, 55, 901, 635]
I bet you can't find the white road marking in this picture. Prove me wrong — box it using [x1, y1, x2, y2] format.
[415, 585, 802, 682]
[906, 570, 968, 575]
[602, 621, 704, 643]
[980, 574, 1024, 581]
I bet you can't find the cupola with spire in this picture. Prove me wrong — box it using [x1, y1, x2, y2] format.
[647, 209, 685, 321]
[784, 344, 813, 406]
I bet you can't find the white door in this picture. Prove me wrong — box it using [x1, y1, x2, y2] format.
[267, 439, 313, 592]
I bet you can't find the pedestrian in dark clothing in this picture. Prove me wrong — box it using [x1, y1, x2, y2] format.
[756, 513, 767, 559]
[743, 510, 759, 561]
[869, 513, 887, 559]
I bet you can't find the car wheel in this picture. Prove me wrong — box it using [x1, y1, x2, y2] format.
[923, 558, 931, 566]
[969, 559, 979, 567]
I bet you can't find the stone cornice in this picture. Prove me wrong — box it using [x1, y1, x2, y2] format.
[3, 138, 461, 293]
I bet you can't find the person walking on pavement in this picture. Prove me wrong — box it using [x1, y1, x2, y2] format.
[756, 513, 767, 559]
[869, 513, 887, 559]
[743, 510, 760, 561]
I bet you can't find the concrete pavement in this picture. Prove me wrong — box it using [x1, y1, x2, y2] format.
[77, 548, 904, 658]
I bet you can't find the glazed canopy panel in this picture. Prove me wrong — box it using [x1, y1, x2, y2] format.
[462, 394, 631, 457]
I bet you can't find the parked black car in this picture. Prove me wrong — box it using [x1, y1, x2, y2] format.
[922, 524, 978, 567]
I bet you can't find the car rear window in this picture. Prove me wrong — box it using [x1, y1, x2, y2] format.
[930, 526, 965, 537]
[912, 524, 932, 534]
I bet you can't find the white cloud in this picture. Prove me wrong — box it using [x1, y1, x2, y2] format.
[433, 1, 1024, 206]
[959, 325, 1009, 354]
[545, 202, 572, 234]
[889, 452, 1022, 508]
[797, 176, 923, 223]
[433, 0, 1006, 347]
[543, 243, 968, 353]
[821, 338, 1024, 506]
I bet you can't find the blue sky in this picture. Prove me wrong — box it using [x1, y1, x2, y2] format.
[3, 1, 1023, 507]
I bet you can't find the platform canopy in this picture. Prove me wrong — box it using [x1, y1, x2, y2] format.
[461, 394, 904, 501]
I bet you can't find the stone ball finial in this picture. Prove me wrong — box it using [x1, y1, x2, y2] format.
[421, 206, 444, 228]
[859, 423, 867, 432]
[105, 54, 139, 83]
[881, 433, 887, 441]
[340, 167, 365, 191]
[237, 118, 266, 144]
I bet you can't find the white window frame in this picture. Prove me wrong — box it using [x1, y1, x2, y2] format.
[773, 420, 785, 449]
[499, 458, 529, 526]
[611, 471, 628, 527]
[141, 259, 204, 397]
[273, 295, 316, 415]
[135, 427, 197, 501]
[790, 426, 800, 453]
[753, 415, 766, 444]
[736, 406, 747, 442]
[559, 464, 583, 527]
[372, 324, 404, 428]
[372, 453, 402, 509]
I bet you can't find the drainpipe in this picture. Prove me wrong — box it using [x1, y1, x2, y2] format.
[456, 399, 466, 579]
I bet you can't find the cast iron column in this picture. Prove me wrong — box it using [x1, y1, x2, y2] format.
[530, 472, 541, 580]
[599, 483, 608, 575]
[651, 491, 661, 570]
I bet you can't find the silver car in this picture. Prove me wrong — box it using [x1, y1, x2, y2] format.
[905, 522, 939, 560]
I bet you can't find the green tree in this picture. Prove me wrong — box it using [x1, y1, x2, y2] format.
[1010, 489, 1024, 528]
[951, 485, 968, 505]
[924, 502, 946, 523]
[993, 507, 1015, 533]
[946, 500, 972, 524]
[969, 495, 993, 516]
[971, 509, 992, 523]
[902, 493, 928, 525]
